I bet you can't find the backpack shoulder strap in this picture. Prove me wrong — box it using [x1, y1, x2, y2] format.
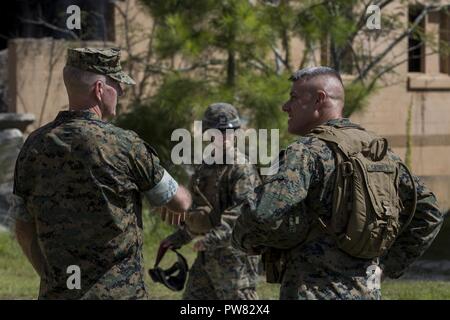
[309, 125, 365, 157]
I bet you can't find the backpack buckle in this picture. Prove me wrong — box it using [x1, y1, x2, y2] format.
[341, 161, 354, 176]
[382, 201, 393, 216]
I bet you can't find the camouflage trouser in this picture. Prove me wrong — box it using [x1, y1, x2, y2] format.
[182, 249, 260, 300]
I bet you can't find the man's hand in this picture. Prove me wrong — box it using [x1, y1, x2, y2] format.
[15, 220, 46, 278]
[184, 206, 213, 234]
[165, 185, 192, 213]
[159, 207, 186, 226]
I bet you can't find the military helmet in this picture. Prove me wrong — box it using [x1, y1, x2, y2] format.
[149, 245, 188, 292]
[202, 102, 241, 131]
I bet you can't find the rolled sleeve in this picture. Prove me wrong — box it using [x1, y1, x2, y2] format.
[144, 169, 178, 207]
[129, 136, 179, 207]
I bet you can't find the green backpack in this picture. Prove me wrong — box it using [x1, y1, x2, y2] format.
[309, 123, 417, 259]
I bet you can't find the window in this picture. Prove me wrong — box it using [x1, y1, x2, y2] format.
[439, 11, 450, 74]
[408, 5, 426, 73]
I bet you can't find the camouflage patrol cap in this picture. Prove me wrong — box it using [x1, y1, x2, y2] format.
[203, 102, 241, 130]
[66, 47, 135, 85]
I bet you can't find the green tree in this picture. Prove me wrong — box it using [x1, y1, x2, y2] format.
[142, 0, 276, 86]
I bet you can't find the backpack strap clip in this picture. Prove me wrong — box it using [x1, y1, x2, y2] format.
[341, 161, 354, 177]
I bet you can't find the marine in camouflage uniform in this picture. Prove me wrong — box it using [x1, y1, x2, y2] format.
[232, 68, 444, 300]
[10, 48, 184, 299]
[166, 103, 261, 300]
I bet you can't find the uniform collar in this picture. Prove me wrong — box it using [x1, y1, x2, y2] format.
[324, 118, 353, 127]
[55, 110, 103, 122]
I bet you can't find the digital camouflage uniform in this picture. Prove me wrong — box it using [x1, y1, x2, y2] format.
[169, 154, 262, 300]
[167, 102, 262, 300]
[232, 118, 443, 300]
[11, 48, 177, 299]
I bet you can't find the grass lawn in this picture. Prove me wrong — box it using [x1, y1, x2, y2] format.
[1, 212, 449, 300]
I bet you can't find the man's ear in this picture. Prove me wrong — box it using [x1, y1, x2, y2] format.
[316, 90, 327, 104]
[94, 80, 104, 102]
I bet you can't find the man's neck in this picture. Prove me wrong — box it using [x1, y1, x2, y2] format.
[302, 115, 343, 135]
[319, 114, 343, 125]
[68, 105, 103, 119]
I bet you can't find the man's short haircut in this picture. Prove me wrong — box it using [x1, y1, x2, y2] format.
[289, 66, 343, 86]
[63, 65, 106, 92]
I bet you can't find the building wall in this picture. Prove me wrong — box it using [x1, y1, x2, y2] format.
[350, 5, 450, 210]
[7, 38, 68, 130]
